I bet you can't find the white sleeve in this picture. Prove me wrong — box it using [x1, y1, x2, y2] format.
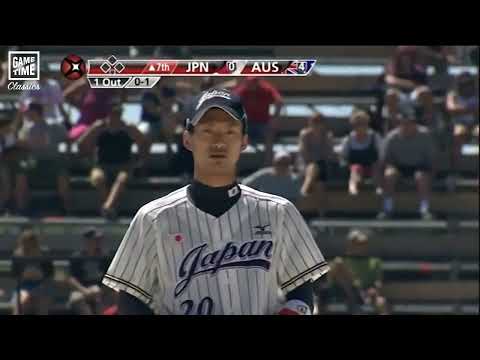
[102, 209, 159, 306]
[277, 202, 329, 294]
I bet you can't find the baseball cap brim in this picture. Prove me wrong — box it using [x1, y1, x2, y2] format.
[187, 89, 247, 132]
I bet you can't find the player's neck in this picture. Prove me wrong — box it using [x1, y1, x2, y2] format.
[193, 172, 237, 188]
[189, 179, 241, 218]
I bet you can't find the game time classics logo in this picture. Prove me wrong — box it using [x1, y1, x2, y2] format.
[7, 51, 41, 90]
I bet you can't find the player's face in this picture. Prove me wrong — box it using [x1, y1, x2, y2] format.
[184, 108, 248, 176]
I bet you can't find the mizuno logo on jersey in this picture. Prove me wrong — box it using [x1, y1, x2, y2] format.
[174, 240, 273, 297]
[254, 224, 271, 236]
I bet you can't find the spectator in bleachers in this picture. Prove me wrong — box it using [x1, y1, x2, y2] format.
[170, 81, 197, 180]
[242, 150, 302, 203]
[384, 46, 435, 132]
[298, 113, 335, 216]
[138, 85, 177, 160]
[340, 110, 383, 196]
[0, 118, 19, 214]
[14, 103, 71, 216]
[233, 77, 283, 165]
[67, 227, 112, 315]
[454, 46, 479, 66]
[11, 229, 54, 314]
[0, 46, 16, 88]
[11, 229, 92, 315]
[446, 71, 479, 188]
[423, 46, 458, 74]
[0, 53, 7, 88]
[317, 229, 388, 315]
[78, 104, 150, 220]
[0, 162, 8, 213]
[63, 77, 120, 142]
[18, 65, 70, 126]
[379, 105, 436, 220]
[138, 90, 162, 137]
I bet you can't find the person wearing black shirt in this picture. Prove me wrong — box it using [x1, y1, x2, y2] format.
[78, 104, 150, 219]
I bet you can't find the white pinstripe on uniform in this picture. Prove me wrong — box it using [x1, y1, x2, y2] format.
[102, 184, 329, 315]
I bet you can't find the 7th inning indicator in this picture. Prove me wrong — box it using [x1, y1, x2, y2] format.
[87, 56, 316, 88]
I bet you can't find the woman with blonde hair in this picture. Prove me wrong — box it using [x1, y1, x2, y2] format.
[340, 110, 383, 196]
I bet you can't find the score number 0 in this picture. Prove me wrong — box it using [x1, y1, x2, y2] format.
[227, 61, 237, 72]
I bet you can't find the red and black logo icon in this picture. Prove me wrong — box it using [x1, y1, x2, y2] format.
[61, 54, 86, 80]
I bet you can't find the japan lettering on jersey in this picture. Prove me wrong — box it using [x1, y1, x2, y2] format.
[102, 184, 329, 315]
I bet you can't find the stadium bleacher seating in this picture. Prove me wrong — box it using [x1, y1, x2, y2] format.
[0, 217, 477, 315]
[0, 46, 478, 315]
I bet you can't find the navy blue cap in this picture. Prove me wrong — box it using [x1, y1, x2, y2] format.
[186, 88, 247, 133]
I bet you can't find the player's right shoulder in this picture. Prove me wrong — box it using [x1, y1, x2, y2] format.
[135, 185, 189, 221]
[240, 184, 291, 206]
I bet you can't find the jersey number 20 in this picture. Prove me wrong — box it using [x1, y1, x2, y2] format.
[181, 297, 214, 315]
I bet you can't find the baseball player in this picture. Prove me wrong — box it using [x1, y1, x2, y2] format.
[102, 88, 329, 315]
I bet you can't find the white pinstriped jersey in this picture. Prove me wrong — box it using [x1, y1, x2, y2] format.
[102, 184, 329, 315]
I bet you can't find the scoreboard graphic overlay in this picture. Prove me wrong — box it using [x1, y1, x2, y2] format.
[87, 55, 317, 88]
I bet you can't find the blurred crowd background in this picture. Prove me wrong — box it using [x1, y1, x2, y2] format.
[0, 45, 478, 315]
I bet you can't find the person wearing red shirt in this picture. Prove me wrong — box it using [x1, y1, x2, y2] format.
[233, 77, 283, 165]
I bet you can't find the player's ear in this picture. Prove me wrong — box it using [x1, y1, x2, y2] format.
[240, 134, 249, 151]
[183, 130, 193, 152]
